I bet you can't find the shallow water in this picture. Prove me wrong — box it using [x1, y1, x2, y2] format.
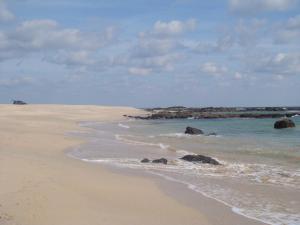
[69, 117, 300, 225]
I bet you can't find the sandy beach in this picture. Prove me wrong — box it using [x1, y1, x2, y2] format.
[0, 104, 212, 225]
[0, 104, 267, 225]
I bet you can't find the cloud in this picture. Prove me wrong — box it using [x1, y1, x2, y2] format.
[244, 52, 300, 76]
[0, 2, 14, 22]
[234, 72, 244, 79]
[275, 15, 300, 44]
[131, 38, 181, 58]
[0, 19, 117, 64]
[128, 67, 152, 75]
[200, 62, 228, 76]
[229, 0, 297, 13]
[125, 19, 193, 75]
[192, 19, 265, 55]
[0, 76, 36, 87]
[153, 19, 197, 36]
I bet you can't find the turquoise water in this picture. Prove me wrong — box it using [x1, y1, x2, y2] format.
[123, 116, 300, 165]
[70, 116, 300, 225]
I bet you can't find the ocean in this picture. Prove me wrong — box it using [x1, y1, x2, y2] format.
[69, 116, 300, 225]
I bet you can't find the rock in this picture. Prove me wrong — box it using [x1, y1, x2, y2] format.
[206, 132, 217, 136]
[152, 158, 168, 164]
[184, 126, 204, 135]
[274, 119, 295, 129]
[13, 100, 27, 105]
[180, 154, 220, 165]
[141, 158, 150, 163]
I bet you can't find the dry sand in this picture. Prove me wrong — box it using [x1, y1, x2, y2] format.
[0, 104, 211, 225]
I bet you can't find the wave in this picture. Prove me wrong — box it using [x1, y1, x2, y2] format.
[78, 156, 300, 225]
[158, 133, 222, 138]
[115, 134, 170, 151]
[118, 123, 130, 129]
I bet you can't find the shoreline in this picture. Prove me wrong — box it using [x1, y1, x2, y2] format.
[68, 119, 269, 225]
[0, 104, 210, 225]
[0, 104, 285, 225]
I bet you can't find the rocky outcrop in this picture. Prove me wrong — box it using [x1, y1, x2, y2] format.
[152, 158, 168, 164]
[274, 119, 295, 129]
[185, 126, 204, 135]
[180, 154, 220, 165]
[141, 158, 150, 163]
[124, 107, 300, 120]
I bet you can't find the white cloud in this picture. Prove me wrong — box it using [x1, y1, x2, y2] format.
[132, 38, 180, 58]
[275, 15, 300, 44]
[126, 19, 192, 75]
[234, 72, 243, 79]
[0, 19, 117, 63]
[49, 50, 96, 67]
[0, 76, 35, 87]
[229, 0, 297, 13]
[0, 2, 14, 22]
[200, 62, 228, 76]
[246, 52, 300, 76]
[128, 67, 152, 75]
[153, 19, 197, 36]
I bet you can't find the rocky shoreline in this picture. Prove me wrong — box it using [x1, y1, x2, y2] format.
[125, 106, 300, 120]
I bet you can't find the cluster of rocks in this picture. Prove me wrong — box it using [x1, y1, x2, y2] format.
[145, 106, 300, 113]
[141, 154, 221, 166]
[141, 158, 168, 164]
[126, 112, 299, 120]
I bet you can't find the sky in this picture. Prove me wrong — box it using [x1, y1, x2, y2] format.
[0, 0, 299, 107]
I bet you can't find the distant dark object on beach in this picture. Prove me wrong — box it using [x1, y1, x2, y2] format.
[185, 126, 204, 135]
[152, 158, 168, 164]
[274, 119, 295, 129]
[141, 158, 150, 163]
[180, 154, 220, 165]
[13, 100, 27, 105]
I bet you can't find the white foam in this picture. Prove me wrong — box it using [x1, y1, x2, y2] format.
[118, 123, 130, 129]
[115, 134, 170, 151]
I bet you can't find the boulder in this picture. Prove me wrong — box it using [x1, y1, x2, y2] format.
[141, 158, 150, 163]
[152, 158, 168, 164]
[180, 154, 220, 165]
[184, 126, 204, 135]
[274, 119, 295, 129]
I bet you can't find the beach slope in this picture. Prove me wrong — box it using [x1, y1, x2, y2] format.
[0, 104, 210, 225]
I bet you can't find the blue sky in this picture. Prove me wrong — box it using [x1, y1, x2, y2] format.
[0, 0, 299, 107]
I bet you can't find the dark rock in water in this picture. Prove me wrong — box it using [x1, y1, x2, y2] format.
[274, 119, 295, 129]
[141, 158, 150, 163]
[184, 126, 204, 135]
[180, 154, 220, 165]
[152, 158, 168, 164]
[13, 100, 27, 105]
[206, 132, 217, 136]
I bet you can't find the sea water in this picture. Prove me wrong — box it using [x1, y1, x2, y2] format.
[69, 116, 300, 225]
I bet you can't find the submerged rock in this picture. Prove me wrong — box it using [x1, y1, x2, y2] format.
[152, 158, 168, 164]
[141, 158, 150, 163]
[206, 132, 217, 136]
[180, 154, 220, 165]
[274, 119, 295, 129]
[184, 126, 204, 135]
